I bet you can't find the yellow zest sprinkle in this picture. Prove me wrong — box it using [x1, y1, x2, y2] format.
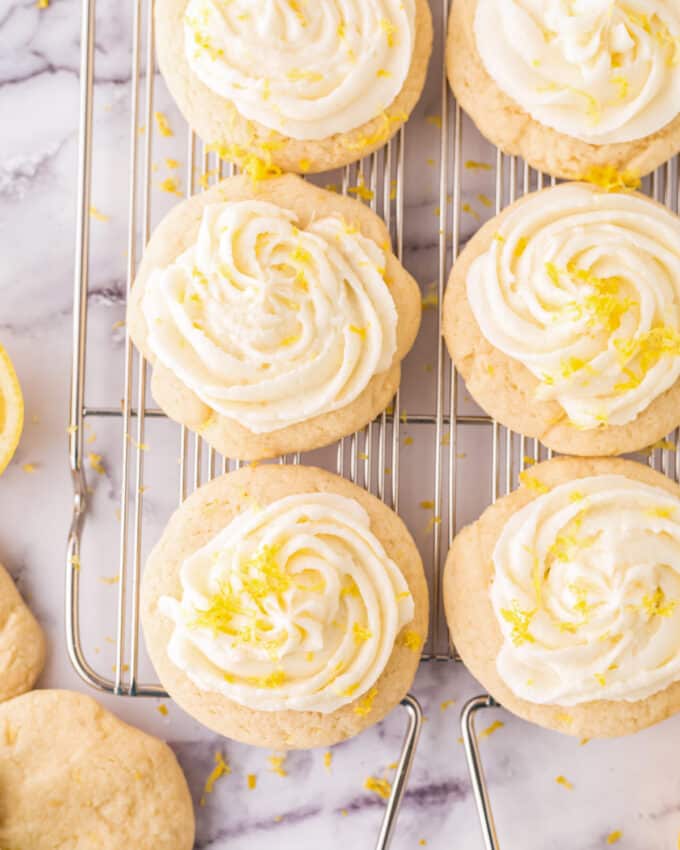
[581, 165, 640, 192]
[522, 456, 536, 467]
[480, 720, 504, 739]
[440, 699, 456, 711]
[358, 451, 369, 461]
[69, 554, 81, 571]
[268, 754, 288, 777]
[200, 752, 231, 805]
[159, 177, 182, 196]
[324, 751, 333, 771]
[89, 206, 109, 222]
[36, 0, 49, 7]
[646, 506, 674, 519]
[349, 324, 367, 339]
[354, 686, 378, 717]
[419, 841, 427, 846]
[607, 831, 622, 845]
[22, 463, 37, 474]
[348, 175, 374, 202]
[353, 622, 372, 644]
[398, 630, 422, 651]
[298, 158, 311, 172]
[420, 500, 435, 510]
[555, 775, 574, 790]
[462, 203, 480, 221]
[377, 68, 392, 78]
[88, 452, 105, 475]
[404, 436, 414, 446]
[477, 194, 492, 208]
[425, 515, 442, 534]
[99, 575, 119, 585]
[380, 17, 397, 47]
[514, 236, 529, 259]
[247, 773, 257, 790]
[650, 438, 677, 451]
[500, 601, 535, 646]
[519, 470, 549, 494]
[154, 111, 173, 137]
[556, 712, 573, 725]
[206, 142, 282, 182]
[157, 704, 168, 716]
[364, 776, 392, 800]
[165, 158, 180, 169]
[286, 68, 323, 83]
[594, 672, 607, 687]
[426, 114, 442, 129]
[642, 587, 677, 618]
[465, 160, 492, 171]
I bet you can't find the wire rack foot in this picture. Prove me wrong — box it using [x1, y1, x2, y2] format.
[461, 695, 501, 850]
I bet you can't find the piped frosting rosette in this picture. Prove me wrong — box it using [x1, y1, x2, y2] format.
[183, 0, 416, 140]
[159, 492, 414, 713]
[492, 474, 680, 705]
[142, 199, 397, 434]
[474, 0, 680, 144]
[467, 184, 680, 430]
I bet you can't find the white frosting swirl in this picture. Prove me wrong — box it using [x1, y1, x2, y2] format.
[159, 492, 415, 713]
[474, 0, 680, 144]
[142, 200, 397, 433]
[492, 474, 680, 705]
[467, 184, 680, 430]
[183, 0, 416, 140]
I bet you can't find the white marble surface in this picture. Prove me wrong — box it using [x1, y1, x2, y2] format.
[2, 1, 680, 848]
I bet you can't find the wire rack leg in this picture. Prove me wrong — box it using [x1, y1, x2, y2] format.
[374, 694, 423, 850]
[461, 695, 501, 850]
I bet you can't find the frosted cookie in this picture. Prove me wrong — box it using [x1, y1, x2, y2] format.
[128, 174, 421, 461]
[0, 689, 195, 849]
[155, 0, 433, 173]
[443, 183, 680, 456]
[444, 456, 680, 738]
[447, 0, 680, 180]
[0, 562, 45, 702]
[141, 464, 428, 749]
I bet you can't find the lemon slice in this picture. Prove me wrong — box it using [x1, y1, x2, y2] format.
[0, 343, 24, 475]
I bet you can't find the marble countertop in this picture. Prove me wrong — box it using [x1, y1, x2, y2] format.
[2, 1, 680, 848]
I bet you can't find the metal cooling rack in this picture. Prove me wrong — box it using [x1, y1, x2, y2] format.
[67, 1, 680, 848]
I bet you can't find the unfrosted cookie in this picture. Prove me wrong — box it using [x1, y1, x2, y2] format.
[155, 0, 433, 173]
[128, 173, 421, 461]
[0, 562, 45, 702]
[443, 182, 680, 456]
[447, 0, 680, 180]
[141, 464, 428, 749]
[0, 689, 194, 849]
[445, 456, 680, 738]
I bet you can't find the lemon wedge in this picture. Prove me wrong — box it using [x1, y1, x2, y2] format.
[0, 343, 24, 475]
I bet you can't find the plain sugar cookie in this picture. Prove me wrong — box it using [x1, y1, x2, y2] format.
[141, 464, 428, 749]
[0, 562, 45, 702]
[155, 0, 433, 173]
[446, 0, 680, 180]
[443, 182, 680, 456]
[0, 689, 195, 849]
[444, 456, 680, 739]
[128, 173, 422, 461]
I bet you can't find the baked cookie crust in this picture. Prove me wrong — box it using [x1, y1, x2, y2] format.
[444, 456, 680, 738]
[141, 464, 429, 749]
[0, 562, 45, 703]
[446, 0, 680, 180]
[128, 173, 422, 460]
[155, 0, 433, 173]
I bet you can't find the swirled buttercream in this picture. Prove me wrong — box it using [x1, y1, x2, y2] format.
[183, 0, 416, 140]
[474, 0, 680, 144]
[142, 199, 397, 433]
[466, 184, 680, 429]
[492, 474, 680, 705]
[159, 492, 415, 713]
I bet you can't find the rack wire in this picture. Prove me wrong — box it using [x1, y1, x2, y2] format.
[67, 0, 680, 848]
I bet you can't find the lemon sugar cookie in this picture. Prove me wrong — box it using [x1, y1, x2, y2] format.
[155, 0, 433, 173]
[0, 689, 195, 849]
[443, 182, 680, 456]
[444, 456, 680, 738]
[141, 464, 428, 749]
[447, 0, 680, 180]
[0, 562, 45, 702]
[0, 342, 23, 476]
[128, 173, 421, 460]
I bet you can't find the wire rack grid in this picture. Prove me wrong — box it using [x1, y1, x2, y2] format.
[66, 1, 680, 849]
